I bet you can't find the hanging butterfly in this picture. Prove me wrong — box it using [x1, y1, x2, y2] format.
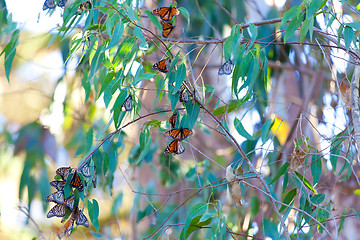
[169, 112, 178, 129]
[152, 58, 171, 73]
[152, 7, 180, 21]
[46, 191, 65, 204]
[164, 140, 185, 155]
[164, 128, 193, 140]
[218, 59, 234, 75]
[43, 0, 56, 10]
[76, 208, 90, 227]
[56, 167, 72, 181]
[69, 170, 84, 192]
[50, 180, 66, 191]
[64, 208, 78, 237]
[79, 161, 91, 178]
[161, 21, 175, 38]
[58, 0, 66, 7]
[47, 203, 66, 218]
[179, 88, 189, 103]
[65, 195, 75, 211]
[121, 94, 133, 111]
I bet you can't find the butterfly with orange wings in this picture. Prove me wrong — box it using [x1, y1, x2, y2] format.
[56, 167, 72, 180]
[152, 58, 171, 73]
[152, 7, 180, 21]
[169, 111, 178, 129]
[164, 128, 193, 140]
[164, 140, 185, 155]
[63, 206, 89, 237]
[70, 170, 84, 192]
[161, 21, 175, 38]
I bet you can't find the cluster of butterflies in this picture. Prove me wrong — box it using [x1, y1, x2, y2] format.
[43, 0, 92, 13]
[45, 162, 96, 238]
[164, 111, 193, 155]
[152, 6, 180, 38]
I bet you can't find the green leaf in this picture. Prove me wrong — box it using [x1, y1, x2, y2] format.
[234, 117, 254, 140]
[300, 17, 313, 43]
[261, 119, 273, 143]
[346, 21, 360, 30]
[88, 199, 100, 232]
[269, 162, 289, 185]
[250, 195, 260, 217]
[106, 21, 124, 50]
[4, 29, 19, 82]
[311, 194, 325, 204]
[279, 188, 297, 212]
[344, 26, 354, 51]
[145, 10, 161, 30]
[263, 219, 280, 239]
[179, 7, 190, 28]
[182, 101, 200, 129]
[180, 203, 208, 240]
[247, 23, 258, 49]
[308, 0, 325, 17]
[284, 13, 304, 42]
[213, 99, 245, 116]
[311, 153, 322, 185]
[111, 89, 128, 113]
[281, 6, 298, 25]
[294, 171, 318, 194]
[173, 63, 186, 94]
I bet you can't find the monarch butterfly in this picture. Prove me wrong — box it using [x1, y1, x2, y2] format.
[56, 167, 72, 180]
[164, 128, 193, 140]
[161, 21, 175, 38]
[179, 88, 189, 103]
[65, 195, 75, 211]
[79, 161, 91, 178]
[50, 180, 66, 191]
[164, 140, 185, 155]
[169, 112, 178, 129]
[121, 94, 133, 111]
[64, 209, 77, 237]
[43, 0, 56, 10]
[78, 0, 92, 14]
[70, 170, 84, 192]
[152, 58, 171, 73]
[47, 203, 66, 218]
[76, 208, 90, 227]
[46, 191, 65, 204]
[152, 7, 180, 21]
[218, 59, 233, 75]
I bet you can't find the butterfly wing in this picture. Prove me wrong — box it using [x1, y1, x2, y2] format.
[50, 180, 66, 191]
[164, 129, 181, 140]
[47, 203, 66, 218]
[179, 88, 189, 103]
[79, 161, 91, 178]
[92, 166, 97, 188]
[64, 217, 75, 237]
[180, 128, 193, 139]
[70, 171, 84, 192]
[152, 7, 179, 21]
[218, 60, 233, 75]
[169, 112, 178, 129]
[56, 167, 72, 180]
[76, 209, 90, 227]
[152, 58, 170, 73]
[65, 195, 75, 211]
[161, 21, 175, 38]
[164, 140, 185, 155]
[121, 94, 133, 111]
[46, 191, 65, 204]
[43, 0, 56, 10]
